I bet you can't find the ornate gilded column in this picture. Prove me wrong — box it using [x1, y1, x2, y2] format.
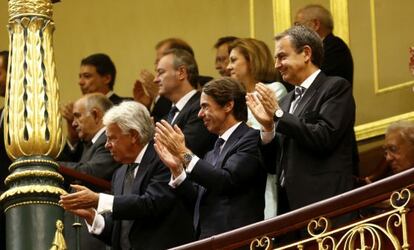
[0, 0, 66, 249]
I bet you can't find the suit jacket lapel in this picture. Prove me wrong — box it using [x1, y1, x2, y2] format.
[215, 123, 248, 167]
[293, 72, 325, 116]
[131, 142, 156, 193]
[114, 165, 128, 195]
[171, 92, 199, 125]
[80, 132, 106, 161]
[280, 92, 294, 113]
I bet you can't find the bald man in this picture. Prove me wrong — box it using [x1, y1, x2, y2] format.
[59, 93, 122, 250]
[295, 4, 354, 85]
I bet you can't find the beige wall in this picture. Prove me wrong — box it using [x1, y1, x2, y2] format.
[0, 0, 413, 127]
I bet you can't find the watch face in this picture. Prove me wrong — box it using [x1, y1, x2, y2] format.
[184, 153, 193, 164]
[276, 109, 284, 118]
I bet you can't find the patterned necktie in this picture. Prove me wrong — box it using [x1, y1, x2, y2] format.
[291, 86, 306, 113]
[120, 163, 139, 250]
[166, 105, 178, 123]
[122, 163, 139, 194]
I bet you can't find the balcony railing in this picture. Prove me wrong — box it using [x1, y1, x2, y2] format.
[171, 168, 414, 250]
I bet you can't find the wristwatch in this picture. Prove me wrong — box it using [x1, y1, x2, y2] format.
[182, 152, 195, 168]
[274, 109, 284, 120]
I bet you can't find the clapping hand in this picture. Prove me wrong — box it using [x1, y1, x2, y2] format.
[133, 69, 158, 108]
[154, 120, 188, 177]
[246, 83, 279, 131]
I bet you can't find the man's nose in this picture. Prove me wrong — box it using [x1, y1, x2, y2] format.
[198, 109, 204, 118]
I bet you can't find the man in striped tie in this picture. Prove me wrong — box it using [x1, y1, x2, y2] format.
[247, 25, 356, 216]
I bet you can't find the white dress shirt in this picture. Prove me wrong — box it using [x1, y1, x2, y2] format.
[86, 143, 149, 235]
[169, 89, 197, 123]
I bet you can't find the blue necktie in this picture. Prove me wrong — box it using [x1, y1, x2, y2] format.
[166, 105, 178, 123]
[211, 138, 225, 166]
[193, 138, 225, 232]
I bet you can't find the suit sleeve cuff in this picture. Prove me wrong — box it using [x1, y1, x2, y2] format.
[97, 193, 114, 214]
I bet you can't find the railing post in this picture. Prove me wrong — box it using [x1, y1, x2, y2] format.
[0, 0, 66, 249]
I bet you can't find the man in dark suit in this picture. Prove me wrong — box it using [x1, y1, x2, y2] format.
[155, 77, 266, 239]
[59, 93, 122, 250]
[60, 93, 121, 180]
[154, 48, 216, 158]
[294, 4, 354, 85]
[247, 25, 355, 214]
[294, 4, 359, 178]
[60, 101, 194, 250]
[0, 50, 11, 250]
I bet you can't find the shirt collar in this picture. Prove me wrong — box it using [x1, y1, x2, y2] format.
[105, 91, 114, 99]
[219, 121, 242, 142]
[299, 69, 321, 90]
[91, 127, 106, 144]
[174, 89, 197, 112]
[134, 143, 149, 164]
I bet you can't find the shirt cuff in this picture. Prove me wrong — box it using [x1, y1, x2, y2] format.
[186, 155, 200, 173]
[97, 193, 114, 214]
[86, 209, 105, 235]
[261, 126, 276, 144]
[169, 170, 187, 188]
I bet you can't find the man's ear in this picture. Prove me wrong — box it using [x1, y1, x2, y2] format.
[102, 74, 112, 86]
[311, 18, 321, 32]
[176, 65, 187, 81]
[130, 129, 141, 144]
[91, 108, 103, 123]
[224, 100, 234, 113]
[302, 45, 312, 64]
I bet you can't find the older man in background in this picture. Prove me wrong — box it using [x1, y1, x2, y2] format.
[59, 93, 121, 250]
[294, 4, 354, 85]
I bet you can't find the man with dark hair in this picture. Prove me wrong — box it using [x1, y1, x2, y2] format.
[294, 4, 354, 85]
[295, 4, 359, 177]
[0, 50, 11, 250]
[154, 48, 216, 158]
[214, 36, 238, 77]
[155, 77, 266, 239]
[79, 53, 127, 104]
[247, 25, 355, 214]
[62, 53, 131, 151]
